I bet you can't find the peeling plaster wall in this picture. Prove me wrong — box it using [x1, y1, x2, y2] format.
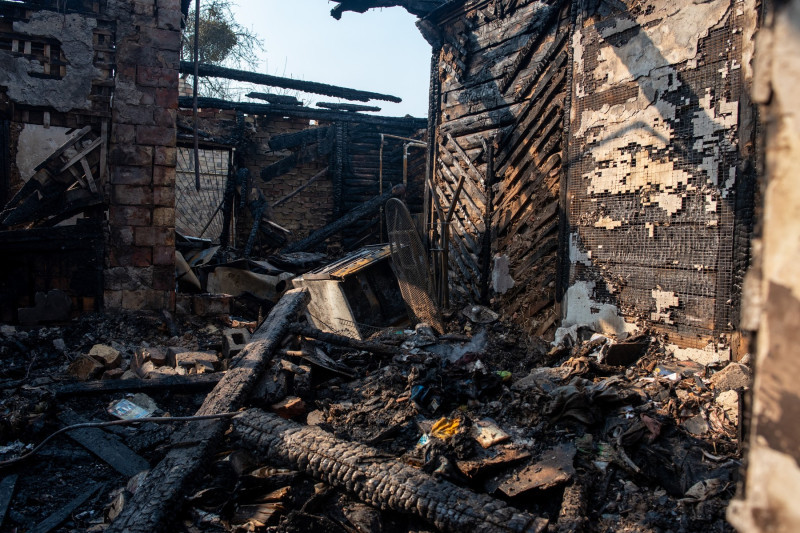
[727, 0, 800, 529]
[0, 11, 101, 112]
[15, 124, 72, 181]
[566, 0, 757, 339]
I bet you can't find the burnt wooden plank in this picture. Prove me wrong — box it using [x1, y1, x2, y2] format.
[30, 482, 105, 533]
[53, 373, 221, 398]
[182, 62, 401, 103]
[0, 475, 16, 527]
[268, 126, 333, 151]
[180, 97, 426, 129]
[59, 410, 150, 478]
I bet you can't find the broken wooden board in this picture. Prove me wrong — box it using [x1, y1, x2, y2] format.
[30, 482, 105, 533]
[497, 443, 576, 497]
[59, 410, 150, 478]
[0, 474, 17, 527]
[53, 373, 221, 398]
[456, 447, 531, 480]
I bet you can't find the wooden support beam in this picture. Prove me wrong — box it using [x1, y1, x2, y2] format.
[106, 289, 310, 533]
[316, 102, 381, 113]
[178, 97, 426, 129]
[180, 61, 401, 103]
[282, 186, 403, 253]
[246, 92, 302, 105]
[290, 325, 401, 356]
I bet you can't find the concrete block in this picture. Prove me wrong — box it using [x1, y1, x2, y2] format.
[68, 354, 104, 381]
[222, 328, 251, 359]
[192, 294, 231, 316]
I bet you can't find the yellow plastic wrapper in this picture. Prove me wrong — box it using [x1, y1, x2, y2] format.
[430, 417, 461, 439]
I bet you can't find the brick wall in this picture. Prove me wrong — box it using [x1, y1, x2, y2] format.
[104, 0, 180, 311]
[245, 115, 333, 241]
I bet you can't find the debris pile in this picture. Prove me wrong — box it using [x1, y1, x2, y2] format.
[0, 300, 747, 532]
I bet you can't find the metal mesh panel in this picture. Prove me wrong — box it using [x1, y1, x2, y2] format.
[386, 198, 443, 332]
[566, 5, 746, 338]
[175, 147, 230, 243]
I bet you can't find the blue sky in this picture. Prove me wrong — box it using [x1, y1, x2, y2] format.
[228, 0, 432, 118]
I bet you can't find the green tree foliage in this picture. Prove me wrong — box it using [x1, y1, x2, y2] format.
[182, 0, 264, 98]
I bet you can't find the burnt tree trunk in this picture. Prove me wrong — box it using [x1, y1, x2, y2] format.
[232, 409, 548, 533]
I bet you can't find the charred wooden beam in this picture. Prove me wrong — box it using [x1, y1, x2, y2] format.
[233, 409, 547, 533]
[291, 324, 401, 356]
[53, 373, 221, 398]
[272, 167, 329, 208]
[330, 0, 445, 19]
[261, 135, 333, 182]
[178, 96, 426, 129]
[180, 61, 401, 103]
[268, 126, 334, 151]
[246, 92, 302, 106]
[316, 102, 381, 113]
[282, 185, 404, 253]
[106, 289, 310, 533]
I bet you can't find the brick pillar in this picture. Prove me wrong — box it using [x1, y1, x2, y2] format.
[104, 0, 181, 310]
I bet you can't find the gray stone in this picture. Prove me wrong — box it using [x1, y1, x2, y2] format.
[709, 363, 751, 392]
[89, 344, 122, 369]
[683, 415, 709, 436]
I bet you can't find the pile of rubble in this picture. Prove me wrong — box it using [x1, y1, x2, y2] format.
[0, 300, 747, 532]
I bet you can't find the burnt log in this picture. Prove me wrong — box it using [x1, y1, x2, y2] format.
[180, 62, 401, 103]
[246, 92, 302, 105]
[232, 409, 548, 533]
[316, 102, 381, 113]
[106, 289, 310, 533]
[178, 97, 426, 129]
[53, 373, 221, 398]
[282, 185, 404, 253]
[291, 325, 401, 356]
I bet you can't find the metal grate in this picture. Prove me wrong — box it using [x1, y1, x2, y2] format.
[175, 147, 230, 243]
[565, 4, 747, 337]
[386, 198, 443, 333]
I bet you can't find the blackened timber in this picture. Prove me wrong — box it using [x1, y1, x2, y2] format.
[283, 186, 403, 253]
[330, 0, 445, 19]
[232, 409, 547, 533]
[261, 141, 333, 181]
[53, 373, 221, 398]
[246, 92, 302, 105]
[272, 167, 330, 208]
[179, 97, 425, 129]
[268, 126, 334, 151]
[59, 410, 150, 478]
[316, 102, 381, 113]
[291, 325, 401, 356]
[501, 9, 567, 94]
[181, 62, 401, 103]
[106, 289, 310, 533]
